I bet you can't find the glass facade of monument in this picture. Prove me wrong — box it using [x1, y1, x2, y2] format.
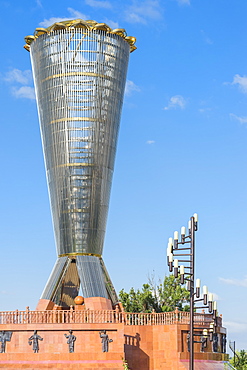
[31, 28, 130, 257]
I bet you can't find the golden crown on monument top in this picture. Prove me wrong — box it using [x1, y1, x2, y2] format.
[24, 19, 137, 53]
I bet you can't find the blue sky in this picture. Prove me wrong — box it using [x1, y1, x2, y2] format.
[1, 0, 247, 351]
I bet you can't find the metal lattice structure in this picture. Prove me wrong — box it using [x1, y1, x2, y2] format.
[25, 20, 136, 308]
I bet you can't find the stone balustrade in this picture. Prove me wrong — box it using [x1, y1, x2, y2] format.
[0, 308, 221, 326]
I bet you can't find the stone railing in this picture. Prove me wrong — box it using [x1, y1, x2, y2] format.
[0, 308, 220, 326]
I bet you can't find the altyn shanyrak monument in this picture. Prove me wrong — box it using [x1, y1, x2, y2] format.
[24, 19, 136, 310]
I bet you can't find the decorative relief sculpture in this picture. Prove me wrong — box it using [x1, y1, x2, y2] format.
[99, 330, 113, 352]
[222, 334, 227, 353]
[28, 330, 43, 353]
[0, 331, 12, 353]
[200, 335, 207, 352]
[187, 332, 190, 352]
[64, 330, 76, 353]
[213, 333, 218, 353]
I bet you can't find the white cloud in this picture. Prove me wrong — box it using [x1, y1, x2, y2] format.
[4, 69, 33, 85]
[0, 290, 12, 296]
[198, 107, 211, 113]
[126, 12, 146, 24]
[125, 80, 140, 96]
[39, 8, 88, 27]
[68, 7, 88, 19]
[164, 95, 186, 110]
[36, 0, 42, 7]
[201, 30, 213, 45]
[223, 321, 247, 333]
[230, 113, 247, 124]
[125, 0, 162, 24]
[40, 17, 70, 27]
[219, 276, 247, 287]
[175, 0, 190, 5]
[85, 0, 112, 9]
[12, 86, 36, 100]
[147, 140, 155, 144]
[103, 19, 119, 29]
[4, 69, 35, 100]
[231, 74, 247, 93]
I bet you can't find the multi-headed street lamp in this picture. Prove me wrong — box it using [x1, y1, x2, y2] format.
[167, 214, 218, 370]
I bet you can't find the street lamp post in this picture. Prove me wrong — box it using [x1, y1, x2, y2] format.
[167, 214, 217, 370]
[229, 341, 240, 368]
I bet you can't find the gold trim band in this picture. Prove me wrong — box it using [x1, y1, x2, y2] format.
[59, 252, 101, 258]
[49, 117, 98, 125]
[56, 163, 94, 168]
[42, 71, 111, 83]
[62, 208, 89, 213]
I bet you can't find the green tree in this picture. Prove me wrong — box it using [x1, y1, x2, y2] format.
[156, 275, 190, 312]
[119, 284, 155, 313]
[230, 350, 247, 370]
[119, 275, 189, 313]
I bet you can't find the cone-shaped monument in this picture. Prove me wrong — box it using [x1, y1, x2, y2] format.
[24, 19, 136, 309]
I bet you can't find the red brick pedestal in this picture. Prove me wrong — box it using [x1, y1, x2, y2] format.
[0, 309, 229, 370]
